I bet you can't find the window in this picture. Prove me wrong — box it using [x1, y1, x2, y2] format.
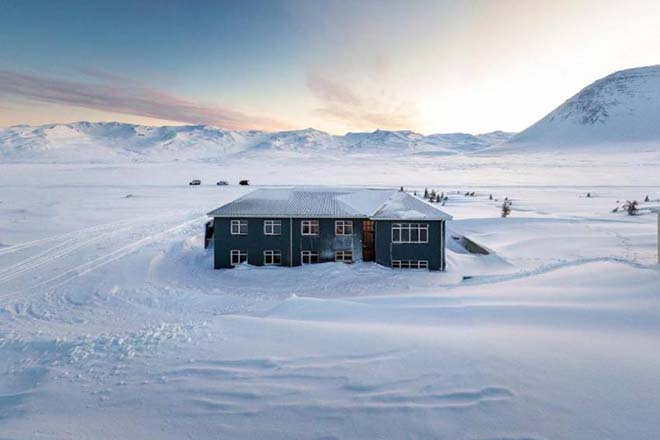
[301, 220, 319, 236]
[301, 250, 319, 264]
[391, 223, 429, 244]
[264, 220, 282, 236]
[230, 220, 248, 235]
[335, 220, 353, 236]
[335, 250, 353, 263]
[264, 250, 282, 265]
[392, 260, 428, 269]
[230, 250, 248, 266]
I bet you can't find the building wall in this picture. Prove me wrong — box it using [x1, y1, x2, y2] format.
[213, 217, 292, 269]
[374, 220, 446, 271]
[213, 217, 363, 269]
[213, 217, 446, 271]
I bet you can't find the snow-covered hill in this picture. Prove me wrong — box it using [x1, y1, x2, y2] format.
[509, 65, 660, 147]
[0, 121, 515, 162]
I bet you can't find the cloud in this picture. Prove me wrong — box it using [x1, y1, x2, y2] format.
[0, 69, 291, 131]
[306, 72, 417, 131]
[306, 74, 363, 107]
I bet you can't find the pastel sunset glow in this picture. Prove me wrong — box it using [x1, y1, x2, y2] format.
[2, 0, 660, 134]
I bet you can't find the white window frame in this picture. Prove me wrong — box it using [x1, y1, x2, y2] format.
[230, 219, 248, 235]
[392, 260, 429, 269]
[335, 220, 353, 236]
[230, 250, 248, 266]
[301, 220, 319, 236]
[264, 220, 282, 236]
[335, 250, 353, 263]
[391, 223, 429, 244]
[301, 250, 319, 264]
[263, 250, 282, 266]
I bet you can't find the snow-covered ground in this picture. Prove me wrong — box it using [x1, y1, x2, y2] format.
[1, 156, 659, 439]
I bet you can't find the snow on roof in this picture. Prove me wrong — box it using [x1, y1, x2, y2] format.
[371, 190, 452, 220]
[208, 187, 452, 220]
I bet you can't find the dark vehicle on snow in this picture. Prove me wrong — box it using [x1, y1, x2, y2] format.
[216, 180, 229, 186]
[239, 180, 250, 186]
[189, 179, 201, 186]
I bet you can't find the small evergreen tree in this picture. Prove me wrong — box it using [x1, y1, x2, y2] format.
[424, 188, 429, 199]
[400, 186, 404, 192]
[644, 195, 650, 202]
[489, 194, 493, 200]
[586, 192, 591, 198]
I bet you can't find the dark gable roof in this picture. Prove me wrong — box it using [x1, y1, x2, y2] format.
[208, 187, 452, 220]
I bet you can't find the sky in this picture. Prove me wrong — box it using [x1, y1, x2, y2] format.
[1, 0, 660, 135]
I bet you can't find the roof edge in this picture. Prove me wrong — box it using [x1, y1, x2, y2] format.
[208, 214, 369, 219]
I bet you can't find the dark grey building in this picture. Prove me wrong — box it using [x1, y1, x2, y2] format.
[207, 188, 452, 271]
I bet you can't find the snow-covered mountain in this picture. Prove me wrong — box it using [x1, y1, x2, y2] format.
[0, 121, 515, 162]
[5, 65, 660, 161]
[509, 65, 660, 147]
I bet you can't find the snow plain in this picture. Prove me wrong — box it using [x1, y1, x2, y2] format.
[1, 146, 660, 439]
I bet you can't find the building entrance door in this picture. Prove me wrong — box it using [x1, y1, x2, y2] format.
[362, 220, 375, 261]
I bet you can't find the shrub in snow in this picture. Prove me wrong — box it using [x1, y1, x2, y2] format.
[586, 192, 591, 198]
[644, 195, 650, 202]
[501, 199, 512, 218]
[623, 200, 639, 215]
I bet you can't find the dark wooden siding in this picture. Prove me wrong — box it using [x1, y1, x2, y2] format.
[213, 217, 363, 269]
[213, 218, 292, 269]
[374, 220, 446, 271]
[213, 217, 446, 271]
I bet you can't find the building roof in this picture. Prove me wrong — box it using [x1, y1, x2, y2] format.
[208, 187, 452, 221]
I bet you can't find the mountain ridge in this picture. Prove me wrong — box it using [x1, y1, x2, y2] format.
[0, 121, 515, 162]
[508, 65, 660, 147]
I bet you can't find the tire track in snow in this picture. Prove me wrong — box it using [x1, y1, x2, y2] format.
[0, 220, 152, 285]
[0, 212, 189, 285]
[0, 236, 78, 275]
[0, 217, 142, 256]
[0, 216, 206, 304]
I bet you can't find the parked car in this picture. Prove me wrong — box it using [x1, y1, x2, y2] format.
[239, 180, 250, 186]
[216, 180, 228, 186]
[189, 179, 201, 186]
